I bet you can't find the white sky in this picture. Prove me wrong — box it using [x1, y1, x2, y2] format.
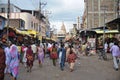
[1, 0, 84, 32]
[46, 0, 84, 32]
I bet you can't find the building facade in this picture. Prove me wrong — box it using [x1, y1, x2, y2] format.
[0, 4, 50, 37]
[82, 0, 118, 29]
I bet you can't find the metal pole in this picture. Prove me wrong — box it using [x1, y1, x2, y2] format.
[117, 0, 120, 18]
[85, 0, 88, 43]
[39, 0, 47, 43]
[103, 9, 105, 50]
[7, 0, 10, 43]
[102, 6, 107, 51]
[87, 0, 88, 29]
[39, 0, 42, 43]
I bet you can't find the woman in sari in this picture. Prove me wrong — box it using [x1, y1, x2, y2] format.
[4, 43, 11, 74]
[9, 44, 19, 80]
[37, 44, 44, 67]
[22, 44, 27, 68]
[67, 45, 77, 72]
[50, 43, 58, 66]
[26, 46, 34, 72]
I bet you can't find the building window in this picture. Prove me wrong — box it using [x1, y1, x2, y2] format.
[34, 23, 36, 29]
[31, 21, 33, 28]
[39, 25, 41, 32]
[1, 8, 5, 13]
[21, 20, 25, 28]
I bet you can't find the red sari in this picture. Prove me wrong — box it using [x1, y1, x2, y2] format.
[26, 47, 34, 66]
[67, 53, 77, 63]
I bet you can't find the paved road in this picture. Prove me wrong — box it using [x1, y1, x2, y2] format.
[5, 54, 120, 80]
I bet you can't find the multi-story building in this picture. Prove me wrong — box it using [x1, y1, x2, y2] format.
[0, 4, 50, 37]
[82, 0, 120, 47]
[82, 0, 118, 29]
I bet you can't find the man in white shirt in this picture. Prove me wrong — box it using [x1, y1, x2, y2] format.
[104, 42, 108, 53]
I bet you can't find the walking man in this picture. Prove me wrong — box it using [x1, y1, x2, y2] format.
[58, 44, 66, 71]
[110, 42, 120, 71]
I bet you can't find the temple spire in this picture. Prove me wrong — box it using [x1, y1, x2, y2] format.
[61, 22, 66, 33]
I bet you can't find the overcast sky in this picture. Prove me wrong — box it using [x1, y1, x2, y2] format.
[1, 0, 84, 32]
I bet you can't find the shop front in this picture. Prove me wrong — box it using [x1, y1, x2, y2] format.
[93, 26, 119, 52]
[80, 30, 97, 49]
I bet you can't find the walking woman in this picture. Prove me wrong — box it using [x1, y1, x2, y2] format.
[22, 45, 27, 68]
[26, 45, 34, 72]
[67, 45, 77, 72]
[37, 44, 44, 67]
[50, 43, 58, 66]
[20, 44, 26, 64]
[0, 43, 6, 80]
[9, 44, 19, 80]
[4, 43, 11, 75]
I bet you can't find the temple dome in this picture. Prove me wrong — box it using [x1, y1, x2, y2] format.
[57, 22, 66, 35]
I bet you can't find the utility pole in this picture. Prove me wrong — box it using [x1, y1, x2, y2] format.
[117, 0, 120, 18]
[39, 0, 47, 20]
[7, 0, 10, 43]
[43, 10, 51, 38]
[39, 0, 47, 41]
[86, 0, 88, 29]
[101, 5, 107, 52]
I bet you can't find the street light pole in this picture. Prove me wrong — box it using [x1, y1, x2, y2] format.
[7, 0, 10, 43]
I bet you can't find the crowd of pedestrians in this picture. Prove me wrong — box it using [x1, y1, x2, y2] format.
[0, 39, 120, 80]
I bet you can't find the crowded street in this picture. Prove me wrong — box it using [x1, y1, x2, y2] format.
[5, 54, 120, 80]
[0, 0, 120, 80]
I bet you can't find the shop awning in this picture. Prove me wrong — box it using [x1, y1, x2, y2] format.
[106, 18, 120, 32]
[27, 30, 40, 38]
[27, 30, 37, 35]
[107, 18, 120, 24]
[95, 30, 119, 34]
[15, 29, 39, 38]
[46, 37, 51, 40]
[15, 29, 31, 36]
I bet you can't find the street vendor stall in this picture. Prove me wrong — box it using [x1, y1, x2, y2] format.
[79, 30, 97, 55]
[80, 30, 97, 44]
